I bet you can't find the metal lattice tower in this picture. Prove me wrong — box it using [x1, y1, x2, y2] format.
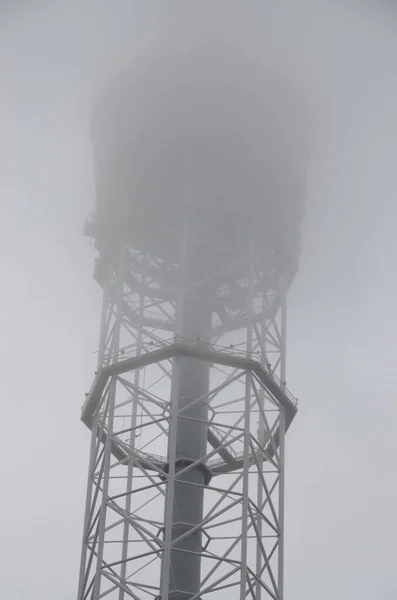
[77, 45, 307, 600]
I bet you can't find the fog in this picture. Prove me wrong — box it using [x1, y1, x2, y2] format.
[0, 1, 396, 598]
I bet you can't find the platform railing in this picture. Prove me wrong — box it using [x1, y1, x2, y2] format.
[82, 336, 298, 416]
[81, 371, 103, 416]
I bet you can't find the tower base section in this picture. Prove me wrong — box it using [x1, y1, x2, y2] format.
[78, 340, 296, 599]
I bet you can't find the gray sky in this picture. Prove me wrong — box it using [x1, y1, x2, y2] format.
[0, 1, 396, 598]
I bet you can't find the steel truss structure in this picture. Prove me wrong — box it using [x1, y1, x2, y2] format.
[77, 212, 298, 600]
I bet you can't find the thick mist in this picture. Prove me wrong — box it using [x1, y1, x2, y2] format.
[94, 48, 308, 266]
[0, 2, 396, 599]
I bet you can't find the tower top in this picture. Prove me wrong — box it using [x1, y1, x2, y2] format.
[91, 46, 309, 265]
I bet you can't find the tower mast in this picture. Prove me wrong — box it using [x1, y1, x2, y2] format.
[77, 47, 308, 600]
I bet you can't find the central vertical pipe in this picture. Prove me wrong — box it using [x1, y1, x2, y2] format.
[166, 220, 212, 600]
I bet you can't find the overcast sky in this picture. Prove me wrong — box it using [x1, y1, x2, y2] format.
[0, 1, 396, 598]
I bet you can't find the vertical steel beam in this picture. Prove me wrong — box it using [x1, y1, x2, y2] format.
[240, 242, 255, 598]
[160, 356, 181, 600]
[164, 217, 211, 599]
[93, 245, 124, 600]
[255, 301, 266, 600]
[77, 266, 113, 600]
[278, 297, 288, 599]
[277, 407, 286, 600]
[119, 270, 145, 600]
